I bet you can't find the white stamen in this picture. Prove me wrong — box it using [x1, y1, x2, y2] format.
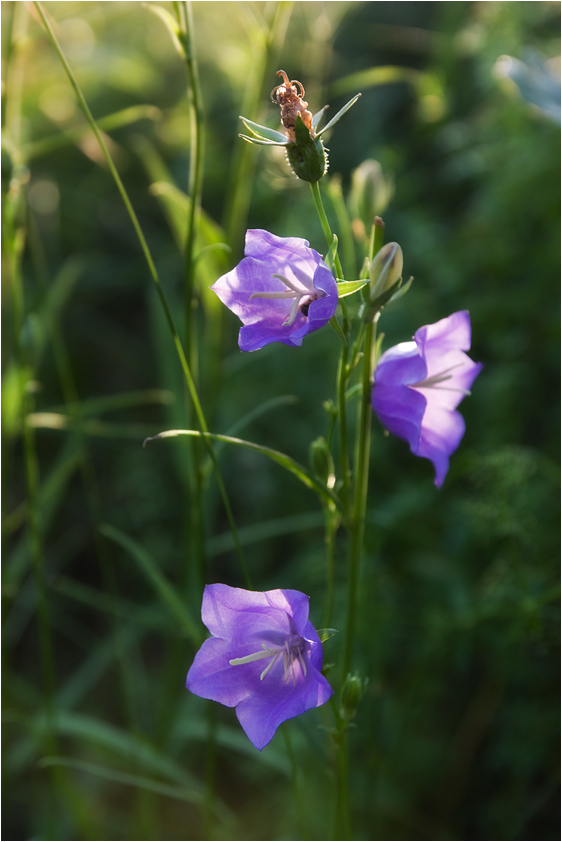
[229, 644, 277, 666]
[260, 651, 281, 680]
[297, 649, 308, 677]
[250, 291, 297, 300]
[248, 272, 320, 325]
[283, 295, 302, 326]
[411, 363, 470, 394]
[271, 273, 305, 294]
[229, 634, 308, 684]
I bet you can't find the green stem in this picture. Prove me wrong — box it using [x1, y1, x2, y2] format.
[343, 318, 376, 679]
[336, 349, 351, 513]
[174, 1, 205, 346]
[323, 507, 338, 629]
[174, 1, 207, 593]
[309, 180, 351, 511]
[3, 0, 28, 143]
[309, 180, 344, 279]
[283, 723, 308, 839]
[342, 220, 384, 679]
[327, 176, 357, 280]
[330, 697, 351, 841]
[34, 1, 250, 588]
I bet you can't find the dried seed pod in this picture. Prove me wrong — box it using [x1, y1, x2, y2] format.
[271, 70, 314, 142]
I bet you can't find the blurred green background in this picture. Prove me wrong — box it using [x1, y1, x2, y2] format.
[2, 2, 560, 840]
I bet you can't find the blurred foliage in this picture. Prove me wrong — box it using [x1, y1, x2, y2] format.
[2, 2, 560, 840]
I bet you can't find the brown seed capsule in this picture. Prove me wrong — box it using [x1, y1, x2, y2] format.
[271, 70, 314, 142]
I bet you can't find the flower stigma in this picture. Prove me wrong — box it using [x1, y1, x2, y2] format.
[250, 272, 321, 325]
[229, 633, 308, 685]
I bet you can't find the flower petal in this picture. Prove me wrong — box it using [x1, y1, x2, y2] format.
[374, 340, 427, 387]
[417, 404, 466, 488]
[202, 584, 289, 639]
[185, 637, 251, 707]
[372, 382, 427, 453]
[235, 662, 333, 750]
[415, 309, 472, 354]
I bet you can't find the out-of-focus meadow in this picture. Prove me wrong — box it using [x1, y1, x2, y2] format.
[2, 2, 560, 840]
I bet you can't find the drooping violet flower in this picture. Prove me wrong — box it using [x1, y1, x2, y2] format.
[186, 584, 333, 750]
[211, 229, 338, 352]
[372, 310, 483, 487]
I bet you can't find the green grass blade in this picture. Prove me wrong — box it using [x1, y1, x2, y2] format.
[39, 756, 205, 805]
[144, 430, 342, 512]
[99, 524, 201, 645]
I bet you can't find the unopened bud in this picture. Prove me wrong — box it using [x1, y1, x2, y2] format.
[341, 672, 366, 720]
[348, 160, 394, 234]
[309, 436, 335, 488]
[369, 242, 403, 300]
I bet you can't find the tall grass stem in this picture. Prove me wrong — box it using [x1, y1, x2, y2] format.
[33, 1, 250, 587]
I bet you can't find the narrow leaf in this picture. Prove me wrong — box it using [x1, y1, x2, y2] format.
[38, 756, 204, 805]
[144, 430, 342, 512]
[144, 4, 184, 56]
[331, 66, 422, 96]
[337, 280, 368, 298]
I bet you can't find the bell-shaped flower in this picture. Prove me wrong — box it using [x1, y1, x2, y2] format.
[372, 310, 483, 487]
[186, 584, 333, 751]
[211, 229, 338, 351]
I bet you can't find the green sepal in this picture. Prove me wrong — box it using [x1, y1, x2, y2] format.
[239, 134, 288, 147]
[316, 93, 361, 138]
[324, 234, 339, 275]
[329, 314, 348, 346]
[317, 628, 339, 643]
[337, 279, 368, 298]
[373, 331, 385, 368]
[239, 117, 288, 143]
[359, 257, 371, 281]
[364, 274, 413, 321]
[387, 275, 413, 304]
[312, 105, 329, 130]
[285, 114, 327, 182]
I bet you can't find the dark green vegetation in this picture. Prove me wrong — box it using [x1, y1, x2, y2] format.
[3, 2, 559, 839]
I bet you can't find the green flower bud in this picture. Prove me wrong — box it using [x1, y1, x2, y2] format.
[309, 436, 335, 488]
[348, 160, 394, 238]
[341, 672, 366, 721]
[369, 242, 403, 301]
[285, 113, 327, 183]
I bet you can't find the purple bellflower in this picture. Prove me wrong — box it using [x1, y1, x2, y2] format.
[372, 310, 482, 487]
[186, 584, 333, 750]
[211, 229, 338, 351]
